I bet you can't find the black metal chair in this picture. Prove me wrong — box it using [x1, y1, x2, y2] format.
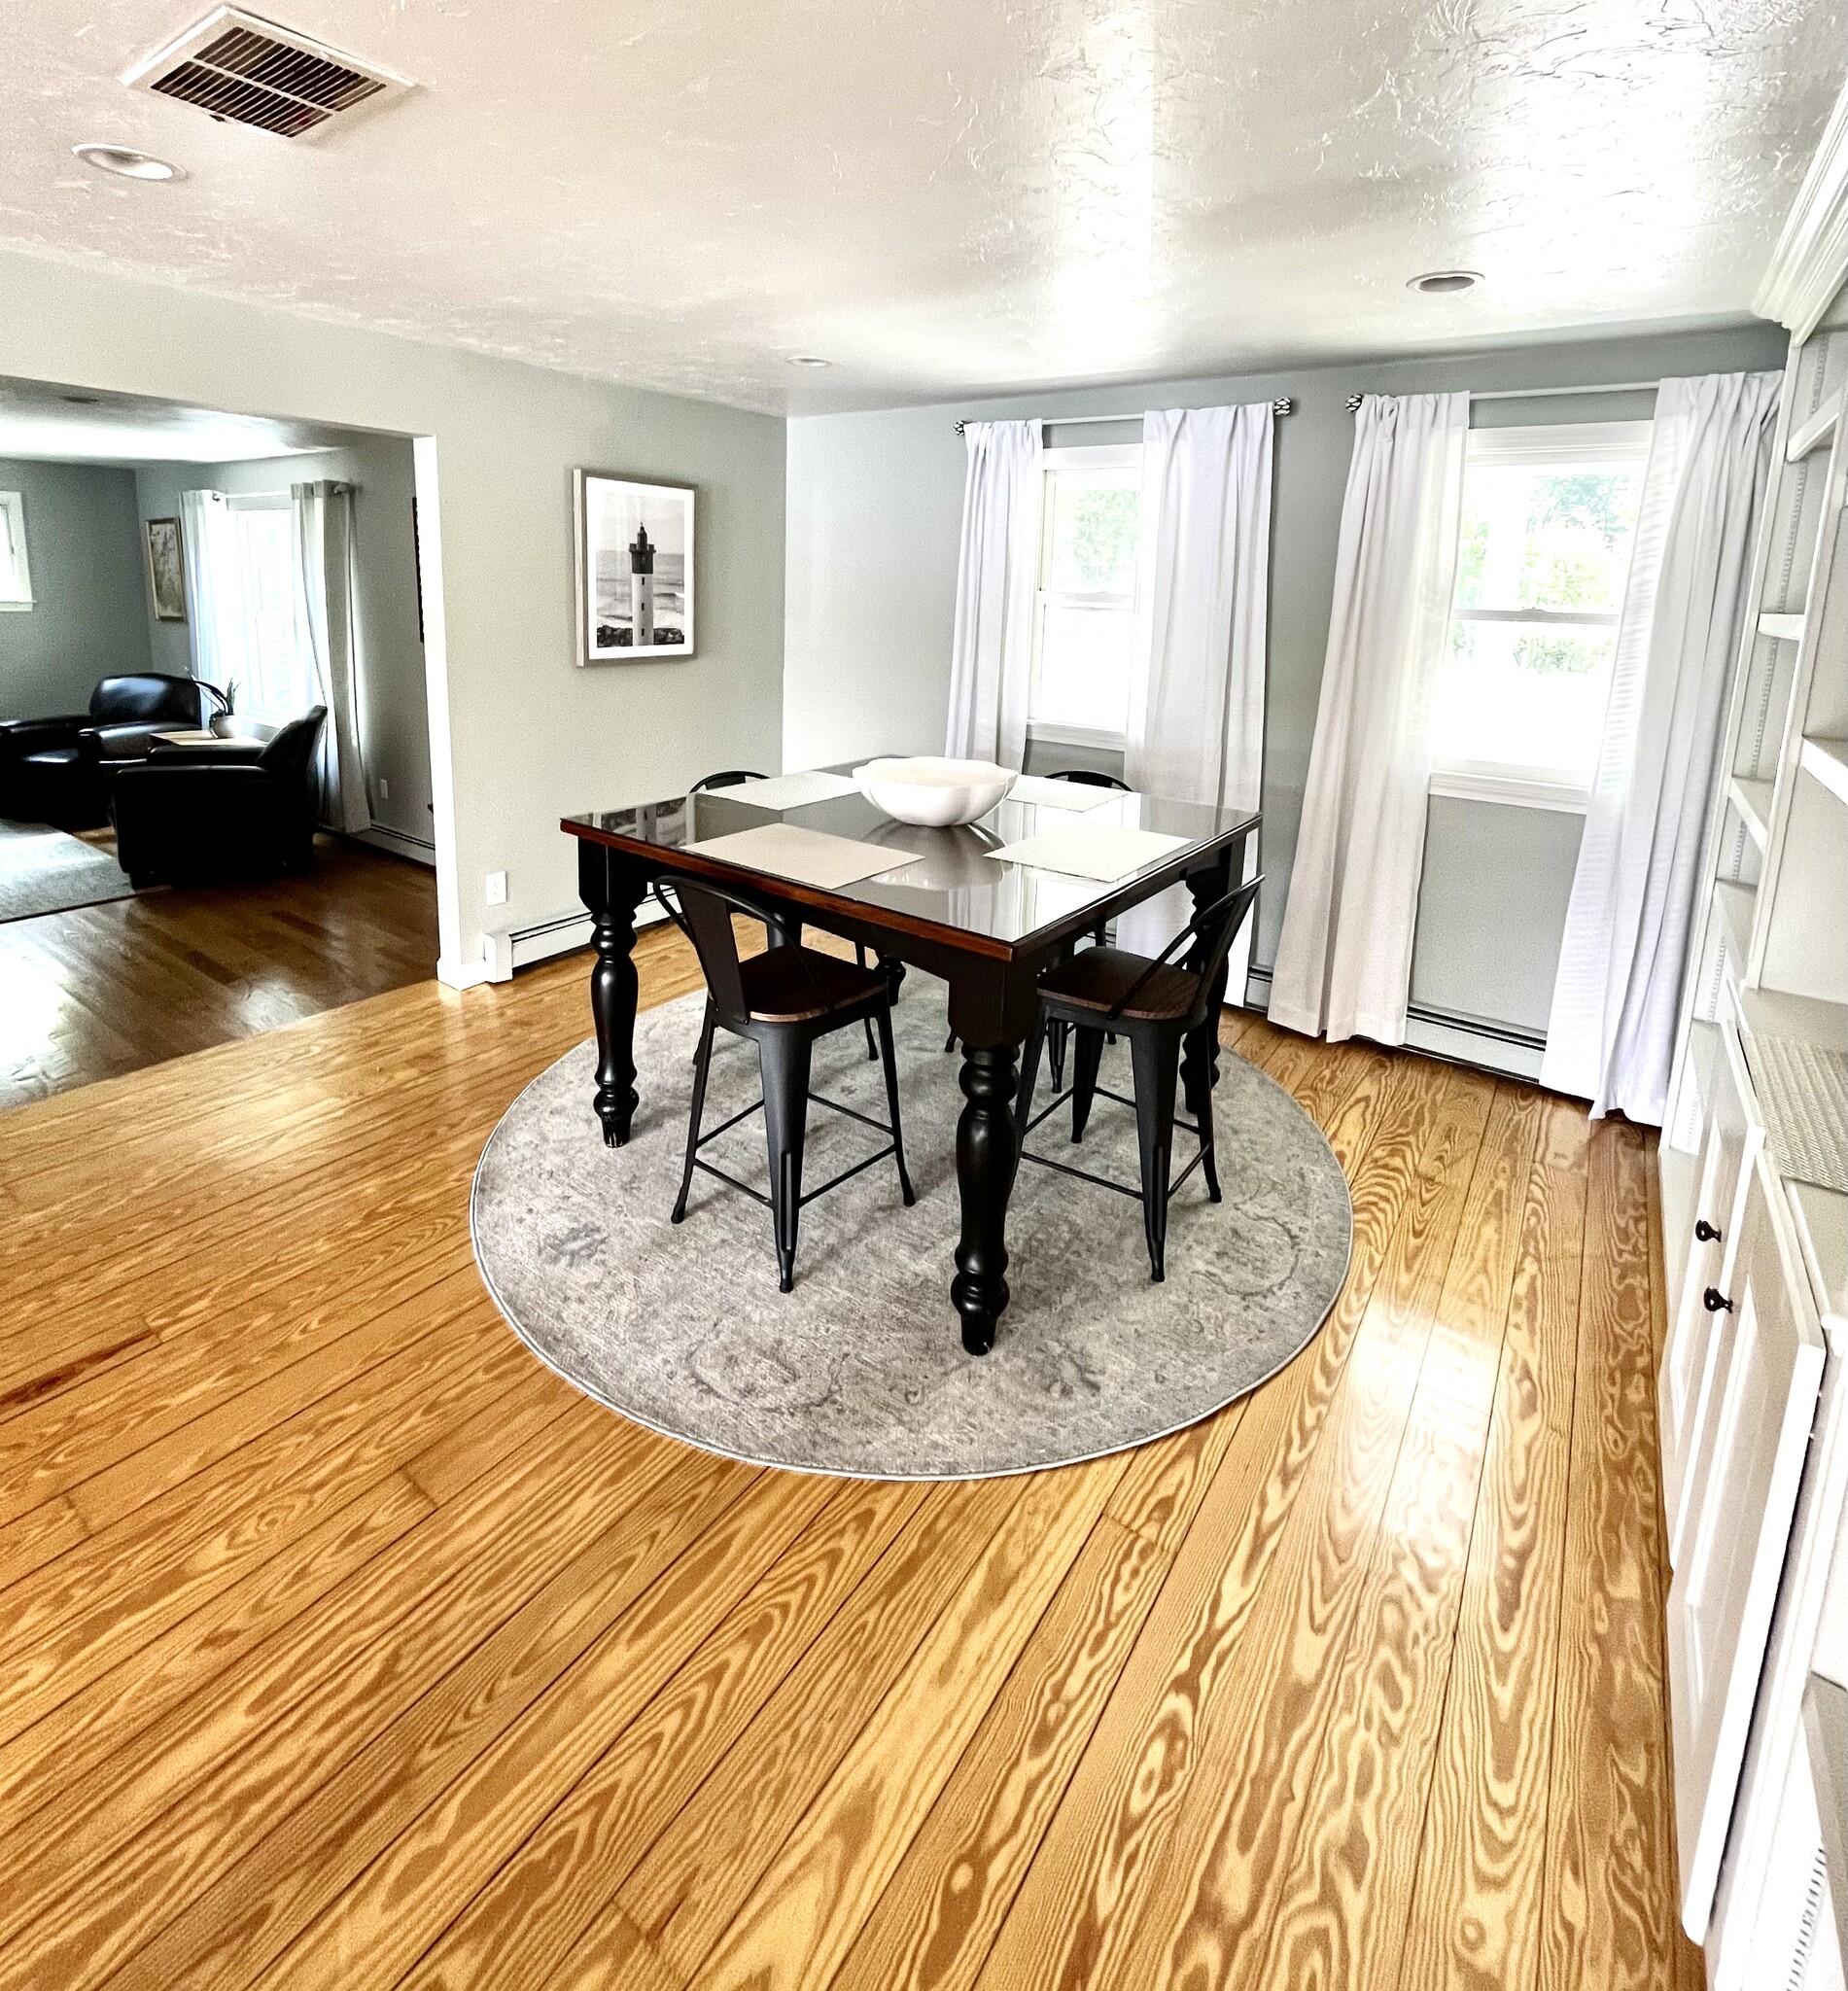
[944, 769, 1133, 1061]
[670, 877, 915, 1292]
[1014, 875, 1263, 1283]
[661, 768, 880, 1060]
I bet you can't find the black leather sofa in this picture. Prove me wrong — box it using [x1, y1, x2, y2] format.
[112, 708, 328, 887]
[0, 674, 218, 827]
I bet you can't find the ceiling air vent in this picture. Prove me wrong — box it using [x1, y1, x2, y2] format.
[122, 8, 410, 140]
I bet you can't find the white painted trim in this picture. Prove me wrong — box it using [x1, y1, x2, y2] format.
[1040, 441, 1141, 471]
[1466, 418, 1655, 466]
[436, 953, 493, 991]
[412, 436, 461, 982]
[1428, 768, 1589, 813]
[1024, 720, 1128, 751]
[1756, 76, 1848, 341]
[354, 822, 436, 867]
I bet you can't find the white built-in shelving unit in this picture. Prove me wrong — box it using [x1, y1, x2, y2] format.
[1657, 116, 1848, 1988]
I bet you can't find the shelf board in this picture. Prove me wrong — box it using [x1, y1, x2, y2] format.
[1738, 985, 1848, 1054]
[1713, 879, 1757, 967]
[1788, 389, 1843, 463]
[1760, 611, 1808, 644]
[1727, 774, 1775, 848]
[1801, 734, 1848, 807]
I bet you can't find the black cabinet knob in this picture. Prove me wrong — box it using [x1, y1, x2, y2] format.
[1694, 1218, 1721, 1243]
[1703, 1286, 1734, 1313]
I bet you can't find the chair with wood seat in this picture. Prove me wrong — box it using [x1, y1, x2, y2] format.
[1014, 875, 1262, 1282]
[662, 768, 880, 1060]
[671, 876, 915, 1292]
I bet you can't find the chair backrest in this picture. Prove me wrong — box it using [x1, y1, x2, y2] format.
[257, 707, 328, 782]
[1107, 874, 1264, 1030]
[688, 769, 766, 794]
[674, 878, 762, 1024]
[90, 674, 203, 724]
[1049, 768, 1131, 791]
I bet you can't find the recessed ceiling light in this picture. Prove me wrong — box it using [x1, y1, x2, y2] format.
[72, 142, 184, 183]
[788, 355, 832, 367]
[1408, 269, 1482, 296]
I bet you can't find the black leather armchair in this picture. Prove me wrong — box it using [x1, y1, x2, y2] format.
[0, 674, 217, 826]
[112, 708, 328, 887]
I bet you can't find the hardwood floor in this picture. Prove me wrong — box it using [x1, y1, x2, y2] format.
[0, 924, 1701, 1991]
[0, 834, 438, 1110]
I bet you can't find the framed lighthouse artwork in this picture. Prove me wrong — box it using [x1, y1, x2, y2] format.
[574, 471, 696, 664]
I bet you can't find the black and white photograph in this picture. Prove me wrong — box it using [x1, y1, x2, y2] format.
[574, 471, 694, 663]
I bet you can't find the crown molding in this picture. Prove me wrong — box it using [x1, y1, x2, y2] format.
[1757, 79, 1848, 342]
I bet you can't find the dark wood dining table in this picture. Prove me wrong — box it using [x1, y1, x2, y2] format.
[562, 774, 1258, 1353]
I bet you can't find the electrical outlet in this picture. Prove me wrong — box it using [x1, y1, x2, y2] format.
[485, 871, 507, 907]
[377, 776, 390, 800]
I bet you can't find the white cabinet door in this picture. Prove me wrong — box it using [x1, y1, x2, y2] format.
[1668, 1149, 1828, 1940]
[1661, 1022, 1764, 1562]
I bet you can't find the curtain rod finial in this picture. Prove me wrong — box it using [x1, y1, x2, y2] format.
[1346, 394, 1365, 413]
[1273, 398, 1294, 416]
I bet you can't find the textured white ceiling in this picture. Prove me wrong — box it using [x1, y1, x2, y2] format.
[2, 0, 1840, 416]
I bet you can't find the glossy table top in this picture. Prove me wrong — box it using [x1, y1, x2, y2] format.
[564, 772, 1258, 953]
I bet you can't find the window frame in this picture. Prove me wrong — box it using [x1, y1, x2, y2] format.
[0, 491, 33, 611]
[1434, 418, 1654, 810]
[223, 489, 316, 725]
[1027, 440, 1142, 751]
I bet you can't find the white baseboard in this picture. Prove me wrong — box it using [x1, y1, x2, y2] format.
[354, 822, 436, 867]
[437, 953, 494, 991]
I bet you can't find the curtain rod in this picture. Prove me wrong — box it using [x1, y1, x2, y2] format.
[953, 400, 1294, 436]
[1342, 379, 1657, 413]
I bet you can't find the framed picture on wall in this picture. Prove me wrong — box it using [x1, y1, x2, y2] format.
[574, 472, 695, 664]
[144, 515, 187, 621]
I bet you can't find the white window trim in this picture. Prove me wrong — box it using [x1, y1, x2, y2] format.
[1431, 418, 1652, 809]
[0, 491, 32, 611]
[1029, 440, 1141, 749]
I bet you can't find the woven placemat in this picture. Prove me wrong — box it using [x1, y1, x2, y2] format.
[1744, 1031, 1848, 1193]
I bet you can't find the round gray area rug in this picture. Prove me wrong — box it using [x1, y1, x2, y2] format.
[471, 982, 1352, 1479]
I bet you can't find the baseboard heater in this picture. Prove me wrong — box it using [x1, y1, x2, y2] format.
[1239, 963, 1549, 1081]
[484, 895, 669, 983]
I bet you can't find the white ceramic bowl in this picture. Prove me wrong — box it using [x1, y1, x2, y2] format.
[853, 756, 1017, 828]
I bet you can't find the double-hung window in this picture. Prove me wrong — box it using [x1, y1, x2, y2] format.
[1028, 443, 1141, 748]
[1432, 420, 1652, 806]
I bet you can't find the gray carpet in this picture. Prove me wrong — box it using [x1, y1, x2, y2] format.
[0, 820, 136, 924]
[471, 983, 1352, 1479]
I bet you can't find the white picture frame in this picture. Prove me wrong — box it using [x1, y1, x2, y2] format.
[574, 471, 695, 664]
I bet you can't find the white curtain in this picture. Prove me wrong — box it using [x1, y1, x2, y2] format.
[180, 487, 237, 693]
[1268, 392, 1469, 1045]
[292, 479, 370, 835]
[1541, 370, 1780, 1122]
[944, 420, 1042, 768]
[1119, 402, 1274, 958]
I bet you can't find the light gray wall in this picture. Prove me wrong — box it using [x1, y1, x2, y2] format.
[0, 455, 152, 717]
[0, 249, 785, 983]
[134, 436, 435, 851]
[784, 322, 1788, 1034]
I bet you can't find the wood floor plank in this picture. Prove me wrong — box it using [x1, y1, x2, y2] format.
[1539, 1124, 1684, 1991]
[618, 1476, 1030, 1974]
[0, 918, 1691, 1991]
[1394, 1093, 1587, 1991]
[826, 1510, 1170, 1991]
[105, 1456, 785, 1991]
[392, 1478, 924, 1991]
[684, 1451, 1130, 1991]
[966, 1060, 1477, 1991]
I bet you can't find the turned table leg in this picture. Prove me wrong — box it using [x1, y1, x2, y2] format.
[951, 1041, 1021, 1356]
[581, 845, 645, 1147]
